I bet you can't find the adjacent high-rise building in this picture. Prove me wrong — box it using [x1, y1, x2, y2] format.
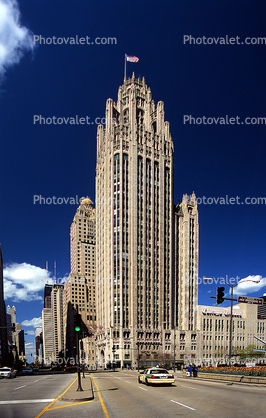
[63, 198, 96, 367]
[174, 193, 199, 332]
[96, 74, 181, 368]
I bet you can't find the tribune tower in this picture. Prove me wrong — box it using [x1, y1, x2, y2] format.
[96, 74, 175, 368]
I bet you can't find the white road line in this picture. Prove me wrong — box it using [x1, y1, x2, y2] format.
[171, 400, 196, 411]
[0, 399, 55, 405]
[139, 386, 147, 391]
[14, 385, 26, 390]
[125, 381, 131, 383]
[181, 385, 197, 390]
[34, 380, 40, 383]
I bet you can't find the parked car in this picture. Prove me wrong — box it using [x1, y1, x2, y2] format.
[138, 368, 175, 385]
[32, 366, 39, 372]
[22, 367, 33, 375]
[0, 367, 16, 378]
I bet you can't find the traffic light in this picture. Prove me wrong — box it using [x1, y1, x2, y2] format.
[217, 287, 225, 305]
[74, 314, 81, 332]
[12, 323, 16, 332]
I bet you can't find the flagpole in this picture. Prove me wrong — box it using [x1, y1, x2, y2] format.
[124, 54, 126, 79]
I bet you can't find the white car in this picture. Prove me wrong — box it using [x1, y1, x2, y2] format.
[0, 367, 16, 378]
[138, 368, 175, 385]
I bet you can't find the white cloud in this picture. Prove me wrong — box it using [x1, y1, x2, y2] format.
[234, 275, 266, 296]
[25, 330, 35, 336]
[0, 0, 35, 79]
[21, 317, 42, 328]
[3, 262, 68, 302]
[4, 262, 53, 302]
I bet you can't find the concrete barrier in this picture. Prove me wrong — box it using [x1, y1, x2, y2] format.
[182, 371, 266, 385]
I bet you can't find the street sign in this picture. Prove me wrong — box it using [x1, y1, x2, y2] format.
[238, 296, 263, 305]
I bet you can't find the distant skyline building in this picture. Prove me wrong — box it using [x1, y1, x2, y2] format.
[51, 283, 64, 359]
[6, 305, 19, 362]
[0, 246, 8, 366]
[63, 198, 96, 367]
[35, 331, 43, 363]
[95, 74, 197, 368]
[17, 324, 25, 362]
[42, 307, 53, 364]
[258, 295, 266, 320]
[44, 284, 53, 309]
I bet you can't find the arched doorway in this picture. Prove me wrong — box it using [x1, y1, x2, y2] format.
[100, 350, 105, 368]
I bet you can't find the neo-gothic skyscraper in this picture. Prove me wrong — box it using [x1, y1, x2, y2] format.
[96, 74, 175, 367]
[63, 198, 96, 367]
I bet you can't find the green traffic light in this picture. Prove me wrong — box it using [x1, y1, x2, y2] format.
[75, 326, 81, 332]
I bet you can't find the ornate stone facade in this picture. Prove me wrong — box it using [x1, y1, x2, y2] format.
[63, 198, 96, 368]
[95, 74, 198, 368]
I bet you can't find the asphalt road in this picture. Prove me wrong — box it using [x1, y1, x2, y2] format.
[91, 371, 266, 418]
[0, 371, 266, 418]
[0, 372, 75, 418]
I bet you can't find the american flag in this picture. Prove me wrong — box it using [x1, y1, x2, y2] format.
[125, 54, 139, 63]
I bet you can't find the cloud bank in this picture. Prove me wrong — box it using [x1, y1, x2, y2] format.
[21, 317, 42, 328]
[4, 262, 68, 302]
[0, 0, 35, 79]
[233, 275, 266, 296]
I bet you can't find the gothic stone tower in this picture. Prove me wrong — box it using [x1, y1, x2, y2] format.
[96, 74, 174, 368]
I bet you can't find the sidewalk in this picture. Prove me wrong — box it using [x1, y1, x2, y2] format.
[61, 373, 94, 402]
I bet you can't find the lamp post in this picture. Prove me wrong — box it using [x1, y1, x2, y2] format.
[173, 328, 176, 372]
[112, 346, 116, 371]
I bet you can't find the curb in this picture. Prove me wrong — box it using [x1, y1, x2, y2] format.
[61, 374, 94, 402]
[183, 375, 266, 387]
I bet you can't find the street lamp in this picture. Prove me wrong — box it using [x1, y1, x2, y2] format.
[204, 277, 261, 366]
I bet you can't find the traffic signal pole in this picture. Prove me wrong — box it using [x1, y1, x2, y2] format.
[210, 284, 237, 366]
[206, 277, 261, 367]
[75, 305, 83, 392]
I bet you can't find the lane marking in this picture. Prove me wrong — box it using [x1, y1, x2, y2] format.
[181, 385, 197, 390]
[125, 381, 131, 384]
[171, 400, 196, 411]
[48, 400, 95, 411]
[34, 375, 77, 418]
[91, 374, 110, 418]
[0, 399, 55, 405]
[34, 380, 40, 383]
[139, 386, 147, 391]
[14, 385, 26, 390]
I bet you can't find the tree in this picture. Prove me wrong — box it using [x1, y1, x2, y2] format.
[241, 345, 265, 361]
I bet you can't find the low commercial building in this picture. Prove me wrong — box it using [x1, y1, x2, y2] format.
[196, 303, 266, 366]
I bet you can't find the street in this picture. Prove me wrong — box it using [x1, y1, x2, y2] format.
[0, 370, 265, 417]
[0, 372, 75, 418]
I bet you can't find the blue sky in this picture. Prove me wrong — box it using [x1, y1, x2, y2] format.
[1, 0, 266, 361]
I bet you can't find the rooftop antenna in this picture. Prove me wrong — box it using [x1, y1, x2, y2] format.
[54, 261, 56, 284]
[46, 261, 48, 284]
